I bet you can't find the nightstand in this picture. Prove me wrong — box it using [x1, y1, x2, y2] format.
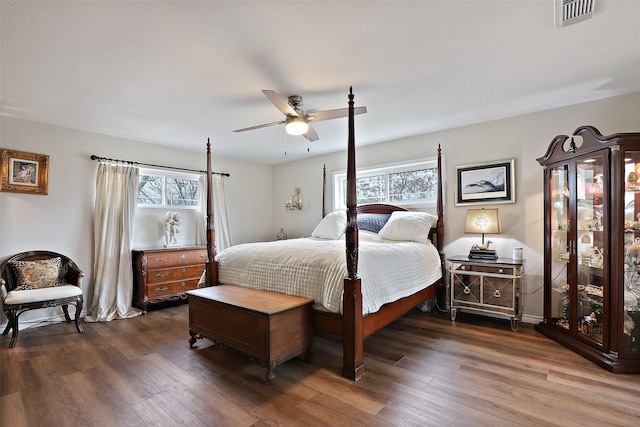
[449, 255, 524, 331]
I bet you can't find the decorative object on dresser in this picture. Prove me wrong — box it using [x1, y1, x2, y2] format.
[0, 251, 84, 347]
[163, 212, 182, 246]
[537, 125, 640, 373]
[132, 246, 207, 313]
[277, 228, 287, 240]
[465, 208, 502, 260]
[449, 255, 524, 331]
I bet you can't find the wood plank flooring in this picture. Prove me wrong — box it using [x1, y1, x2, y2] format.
[2, 303, 640, 426]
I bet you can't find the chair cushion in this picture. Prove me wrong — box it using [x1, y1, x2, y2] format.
[9, 257, 63, 290]
[4, 284, 82, 305]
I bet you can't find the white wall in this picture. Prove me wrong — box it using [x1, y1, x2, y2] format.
[0, 116, 272, 326]
[3, 91, 639, 328]
[272, 91, 640, 322]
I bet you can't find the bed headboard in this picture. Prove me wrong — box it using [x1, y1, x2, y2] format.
[322, 144, 445, 255]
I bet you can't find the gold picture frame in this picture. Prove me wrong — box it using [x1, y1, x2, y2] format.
[0, 149, 49, 195]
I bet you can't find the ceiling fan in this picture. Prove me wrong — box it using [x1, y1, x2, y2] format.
[233, 90, 367, 142]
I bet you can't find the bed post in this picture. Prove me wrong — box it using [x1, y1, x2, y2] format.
[322, 164, 326, 218]
[205, 139, 217, 287]
[343, 87, 365, 381]
[435, 144, 446, 305]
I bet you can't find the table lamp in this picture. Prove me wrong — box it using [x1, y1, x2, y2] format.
[465, 208, 502, 260]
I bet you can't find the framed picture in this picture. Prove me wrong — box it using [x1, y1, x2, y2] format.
[455, 158, 515, 206]
[0, 149, 49, 195]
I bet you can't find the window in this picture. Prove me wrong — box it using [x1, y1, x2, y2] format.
[333, 157, 441, 210]
[137, 168, 200, 208]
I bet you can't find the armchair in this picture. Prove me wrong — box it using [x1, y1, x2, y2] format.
[0, 251, 84, 348]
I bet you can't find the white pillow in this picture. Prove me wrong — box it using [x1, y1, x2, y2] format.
[311, 211, 347, 239]
[378, 211, 438, 243]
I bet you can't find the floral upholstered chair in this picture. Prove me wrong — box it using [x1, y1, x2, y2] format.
[0, 251, 84, 348]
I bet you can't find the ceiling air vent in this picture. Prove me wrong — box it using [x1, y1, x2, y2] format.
[555, 0, 600, 28]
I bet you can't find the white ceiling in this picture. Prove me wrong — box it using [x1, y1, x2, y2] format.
[2, 1, 639, 165]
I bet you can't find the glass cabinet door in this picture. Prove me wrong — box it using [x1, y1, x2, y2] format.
[623, 153, 640, 353]
[550, 165, 570, 329]
[576, 156, 605, 346]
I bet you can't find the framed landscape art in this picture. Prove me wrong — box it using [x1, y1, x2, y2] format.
[0, 149, 49, 195]
[455, 158, 515, 206]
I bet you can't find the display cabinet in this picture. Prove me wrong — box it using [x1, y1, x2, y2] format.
[537, 126, 640, 373]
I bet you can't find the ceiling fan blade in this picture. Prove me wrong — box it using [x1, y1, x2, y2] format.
[307, 106, 367, 122]
[233, 120, 285, 133]
[262, 90, 298, 116]
[304, 124, 319, 142]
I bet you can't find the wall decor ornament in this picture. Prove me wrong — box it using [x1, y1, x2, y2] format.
[455, 158, 515, 206]
[286, 187, 302, 210]
[0, 149, 49, 195]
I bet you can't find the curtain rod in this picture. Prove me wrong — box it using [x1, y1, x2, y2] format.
[89, 155, 230, 177]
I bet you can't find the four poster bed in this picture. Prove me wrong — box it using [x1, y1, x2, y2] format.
[201, 88, 445, 381]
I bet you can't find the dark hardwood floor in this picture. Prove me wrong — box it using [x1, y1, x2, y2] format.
[2, 303, 640, 426]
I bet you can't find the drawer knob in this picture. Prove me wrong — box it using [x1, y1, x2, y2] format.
[460, 265, 466, 270]
[181, 281, 186, 287]
[494, 290, 501, 298]
[498, 268, 504, 274]
[463, 286, 471, 294]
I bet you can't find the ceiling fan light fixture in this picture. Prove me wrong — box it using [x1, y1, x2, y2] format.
[285, 116, 308, 135]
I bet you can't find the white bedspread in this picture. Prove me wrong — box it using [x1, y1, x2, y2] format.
[214, 232, 442, 315]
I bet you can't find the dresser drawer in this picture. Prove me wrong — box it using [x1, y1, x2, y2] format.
[146, 278, 200, 298]
[146, 264, 205, 284]
[145, 249, 207, 269]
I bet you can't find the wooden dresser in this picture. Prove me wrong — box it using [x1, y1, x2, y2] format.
[132, 246, 207, 313]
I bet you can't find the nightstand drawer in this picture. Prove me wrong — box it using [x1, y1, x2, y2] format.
[457, 264, 520, 276]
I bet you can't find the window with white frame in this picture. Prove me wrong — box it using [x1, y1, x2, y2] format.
[137, 168, 200, 208]
[333, 157, 441, 210]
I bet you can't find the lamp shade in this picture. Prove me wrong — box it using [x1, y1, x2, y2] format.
[465, 208, 502, 235]
[285, 116, 309, 135]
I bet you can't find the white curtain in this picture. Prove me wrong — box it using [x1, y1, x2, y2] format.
[86, 163, 142, 322]
[196, 174, 232, 252]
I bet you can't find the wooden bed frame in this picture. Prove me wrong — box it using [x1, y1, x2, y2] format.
[203, 87, 445, 381]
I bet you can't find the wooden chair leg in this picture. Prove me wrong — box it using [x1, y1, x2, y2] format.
[1, 310, 12, 336]
[62, 304, 72, 322]
[7, 310, 19, 348]
[74, 298, 84, 333]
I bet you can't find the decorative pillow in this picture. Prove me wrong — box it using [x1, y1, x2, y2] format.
[357, 213, 390, 233]
[378, 211, 438, 243]
[312, 211, 347, 240]
[9, 257, 63, 290]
